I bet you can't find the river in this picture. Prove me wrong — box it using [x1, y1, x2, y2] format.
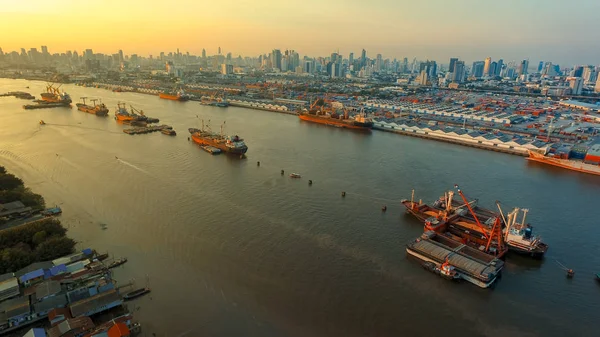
[1, 79, 599, 337]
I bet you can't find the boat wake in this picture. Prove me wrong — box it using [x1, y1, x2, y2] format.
[116, 158, 151, 175]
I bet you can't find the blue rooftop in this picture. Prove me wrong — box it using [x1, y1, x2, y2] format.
[19, 268, 44, 283]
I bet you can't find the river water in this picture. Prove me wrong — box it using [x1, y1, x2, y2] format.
[1, 79, 598, 337]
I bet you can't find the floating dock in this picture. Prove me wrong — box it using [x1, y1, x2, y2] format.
[123, 125, 174, 135]
[406, 231, 503, 288]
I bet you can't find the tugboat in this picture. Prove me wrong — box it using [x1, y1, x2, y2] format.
[422, 260, 460, 281]
[123, 287, 151, 301]
[107, 257, 128, 269]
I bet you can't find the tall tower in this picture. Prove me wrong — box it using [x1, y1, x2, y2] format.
[361, 49, 366, 67]
[202, 49, 206, 59]
[483, 57, 492, 76]
[218, 47, 221, 55]
[449, 58, 458, 73]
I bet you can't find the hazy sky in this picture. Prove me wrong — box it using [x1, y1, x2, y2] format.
[1, 0, 599, 65]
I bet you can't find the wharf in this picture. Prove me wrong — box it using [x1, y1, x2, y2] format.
[373, 124, 529, 156]
[229, 100, 299, 115]
[123, 125, 174, 135]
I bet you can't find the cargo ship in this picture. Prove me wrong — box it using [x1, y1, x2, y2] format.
[189, 121, 247, 155]
[114, 103, 149, 123]
[527, 150, 600, 176]
[40, 84, 72, 104]
[76, 97, 109, 116]
[200, 96, 229, 107]
[406, 231, 503, 288]
[299, 100, 373, 131]
[159, 89, 189, 101]
[404, 186, 548, 258]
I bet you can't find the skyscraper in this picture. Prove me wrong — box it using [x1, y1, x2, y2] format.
[218, 47, 221, 55]
[361, 49, 366, 67]
[573, 66, 583, 77]
[519, 59, 529, 75]
[272, 49, 282, 70]
[569, 77, 583, 95]
[349, 53, 354, 66]
[202, 49, 206, 59]
[41, 46, 48, 55]
[489, 62, 497, 77]
[375, 54, 383, 71]
[471, 61, 485, 78]
[453, 61, 465, 83]
[483, 57, 492, 76]
[538, 61, 544, 72]
[595, 75, 600, 93]
[449, 58, 458, 73]
[495, 59, 503, 76]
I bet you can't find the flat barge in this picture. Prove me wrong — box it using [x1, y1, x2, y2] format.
[407, 231, 503, 288]
[23, 102, 71, 109]
[123, 125, 174, 135]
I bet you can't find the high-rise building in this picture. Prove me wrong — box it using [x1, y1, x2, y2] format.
[272, 49, 282, 70]
[573, 66, 583, 77]
[453, 61, 465, 83]
[483, 57, 492, 76]
[538, 61, 544, 72]
[221, 63, 233, 75]
[361, 49, 366, 67]
[519, 59, 529, 75]
[595, 75, 600, 93]
[118, 49, 124, 62]
[569, 77, 583, 95]
[202, 49, 206, 59]
[471, 61, 485, 78]
[218, 47, 221, 55]
[496, 59, 503, 76]
[41, 46, 48, 55]
[84, 49, 94, 60]
[375, 54, 382, 71]
[449, 58, 458, 73]
[349, 53, 354, 66]
[418, 70, 428, 86]
[489, 62, 497, 77]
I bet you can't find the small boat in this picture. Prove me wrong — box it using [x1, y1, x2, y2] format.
[567, 269, 575, 278]
[41, 206, 61, 216]
[123, 287, 151, 301]
[289, 173, 301, 178]
[39, 120, 45, 125]
[161, 128, 176, 136]
[422, 261, 460, 281]
[595, 273, 600, 282]
[96, 253, 109, 261]
[107, 257, 128, 269]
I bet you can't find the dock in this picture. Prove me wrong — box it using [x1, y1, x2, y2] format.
[123, 125, 174, 135]
[406, 231, 504, 288]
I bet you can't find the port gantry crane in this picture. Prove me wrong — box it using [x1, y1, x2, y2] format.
[454, 184, 505, 256]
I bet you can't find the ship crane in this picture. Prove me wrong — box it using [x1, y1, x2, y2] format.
[130, 105, 144, 116]
[80, 97, 88, 105]
[455, 185, 505, 255]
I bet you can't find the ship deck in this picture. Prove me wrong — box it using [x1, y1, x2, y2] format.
[407, 231, 503, 280]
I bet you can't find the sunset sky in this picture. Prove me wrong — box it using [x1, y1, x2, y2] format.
[1, 0, 599, 65]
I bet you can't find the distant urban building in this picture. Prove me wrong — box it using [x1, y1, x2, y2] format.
[201, 49, 206, 59]
[538, 61, 544, 72]
[569, 77, 583, 95]
[349, 53, 354, 66]
[471, 61, 485, 78]
[519, 59, 529, 75]
[449, 58, 458, 73]
[483, 57, 492, 76]
[272, 49, 282, 70]
[361, 49, 366, 67]
[595, 75, 600, 93]
[452, 61, 465, 83]
[489, 62, 497, 77]
[573, 65, 583, 77]
[418, 70, 428, 86]
[221, 63, 233, 75]
[166, 61, 174, 75]
[218, 46, 221, 55]
[420, 61, 436, 78]
[496, 59, 503, 76]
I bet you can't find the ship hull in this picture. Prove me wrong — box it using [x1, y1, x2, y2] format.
[527, 151, 600, 176]
[506, 241, 547, 258]
[299, 114, 371, 131]
[76, 104, 109, 116]
[191, 134, 248, 154]
[160, 93, 188, 101]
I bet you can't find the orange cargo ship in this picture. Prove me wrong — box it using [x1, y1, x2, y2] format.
[299, 113, 373, 130]
[527, 150, 600, 176]
[159, 89, 189, 101]
[40, 84, 72, 104]
[114, 103, 146, 123]
[76, 97, 108, 116]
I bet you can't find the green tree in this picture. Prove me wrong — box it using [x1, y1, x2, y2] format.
[32, 231, 47, 246]
[35, 236, 76, 261]
[0, 174, 24, 191]
[0, 166, 5, 174]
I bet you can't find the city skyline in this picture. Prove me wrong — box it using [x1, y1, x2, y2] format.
[1, 0, 599, 66]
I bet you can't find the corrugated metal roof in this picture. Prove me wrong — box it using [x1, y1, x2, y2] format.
[19, 269, 45, 283]
[35, 280, 62, 299]
[70, 289, 121, 317]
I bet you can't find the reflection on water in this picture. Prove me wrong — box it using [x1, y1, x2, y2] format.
[0, 79, 599, 336]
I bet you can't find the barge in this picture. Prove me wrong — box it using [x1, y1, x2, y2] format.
[407, 231, 503, 288]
